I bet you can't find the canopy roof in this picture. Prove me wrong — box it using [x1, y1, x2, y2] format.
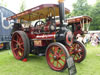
[67, 16, 92, 24]
[7, 4, 70, 21]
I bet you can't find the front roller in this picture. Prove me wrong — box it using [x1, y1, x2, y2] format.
[11, 31, 30, 60]
[46, 42, 71, 72]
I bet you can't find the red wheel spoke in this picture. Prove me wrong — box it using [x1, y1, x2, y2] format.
[55, 47, 59, 51]
[69, 51, 74, 55]
[60, 54, 65, 57]
[75, 44, 79, 49]
[13, 40, 17, 43]
[58, 61, 63, 67]
[74, 54, 79, 60]
[54, 47, 59, 54]
[49, 57, 54, 60]
[13, 48, 17, 51]
[76, 44, 81, 50]
[20, 47, 24, 51]
[73, 55, 77, 60]
[76, 54, 80, 60]
[52, 46, 55, 51]
[60, 58, 65, 63]
[17, 35, 20, 40]
[73, 44, 76, 48]
[49, 52, 54, 56]
[51, 60, 55, 64]
[20, 42, 24, 46]
[17, 35, 22, 42]
[59, 50, 62, 54]
[77, 45, 81, 49]
[78, 53, 83, 58]
[74, 45, 77, 49]
[73, 54, 76, 59]
[56, 61, 59, 68]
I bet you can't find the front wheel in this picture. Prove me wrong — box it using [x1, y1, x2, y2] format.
[46, 42, 70, 71]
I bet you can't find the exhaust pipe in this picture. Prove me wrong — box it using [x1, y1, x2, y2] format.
[58, 0, 65, 25]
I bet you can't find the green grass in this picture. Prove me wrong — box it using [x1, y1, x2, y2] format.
[0, 44, 100, 75]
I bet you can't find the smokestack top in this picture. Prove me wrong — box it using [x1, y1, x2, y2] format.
[58, 0, 64, 3]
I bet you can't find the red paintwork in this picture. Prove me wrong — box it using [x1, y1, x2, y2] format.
[22, 58, 27, 62]
[74, 30, 83, 36]
[9, 2, 90, 69]
[25, 27, 56, 46]
[11, 32, 24, 60]
[66, 41, 85, 63]
[46, 45, 66, 71]
[67, 16, 92, 24]
[36, 33, 56, 39]
[66, 16, 92, 36]
[66, 31, 73, 45]
[27, 32, 56, 40]
[73, 24, 83, 36]
[44, 25, 50, 32]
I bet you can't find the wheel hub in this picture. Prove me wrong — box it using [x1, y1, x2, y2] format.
[74, 49, 81, 54]
[53, 56, 57, 60]
[16, 44, 19, 48]
[53, 54, 60, 60]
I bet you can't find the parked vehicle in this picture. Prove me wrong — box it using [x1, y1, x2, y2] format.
[67, 16, 92, 36]
[0, 6, 15, 49]
[66, 16, 92, 62]
[7, 0, 88, 72]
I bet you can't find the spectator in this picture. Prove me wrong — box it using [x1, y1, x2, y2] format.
[83, 34, 91, 44]
[76, 34, 84, 44]
[91, 33, 99, 46]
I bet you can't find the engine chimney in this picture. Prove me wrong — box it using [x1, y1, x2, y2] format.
[58, 0, 65, 25]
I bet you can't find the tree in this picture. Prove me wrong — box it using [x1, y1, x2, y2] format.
[0, 0, 7, 7]
[89, 0, 100, 30]
[72, 0, 91, 16]
[19, 0, 26, 12]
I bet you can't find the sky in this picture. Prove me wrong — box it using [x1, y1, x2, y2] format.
[0, 0, 96, 13]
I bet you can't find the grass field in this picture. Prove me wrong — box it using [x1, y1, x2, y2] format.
[0, 44, 100, 75]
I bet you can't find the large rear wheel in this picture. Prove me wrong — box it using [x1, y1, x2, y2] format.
[11, 31, 30, 60]
[46, 42, 70, 71]
[66, 41, 86, 63]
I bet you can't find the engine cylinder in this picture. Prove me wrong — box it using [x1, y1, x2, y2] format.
[55, 29, 73, 46]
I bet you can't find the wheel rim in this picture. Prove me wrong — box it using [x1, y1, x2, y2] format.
[11, 33, 24, 60]
[67, 42, 85, 62]
[46, 45, 66, 71]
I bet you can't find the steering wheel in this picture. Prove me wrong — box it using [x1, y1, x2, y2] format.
[34, 20, 45, 27]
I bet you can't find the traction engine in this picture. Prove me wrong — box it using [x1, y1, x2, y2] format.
[7, 0, 86, 72]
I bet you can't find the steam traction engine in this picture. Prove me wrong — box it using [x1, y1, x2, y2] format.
[66, 16, 92, 63]
[6, 0, 89, 72]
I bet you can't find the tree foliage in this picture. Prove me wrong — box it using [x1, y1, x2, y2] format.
[72, 0, 91, 16]
[0, 0, 7, 7]
[19, 0, 26, 12]
[71, 0, 100, 30]
[89, 0, 100, 30]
